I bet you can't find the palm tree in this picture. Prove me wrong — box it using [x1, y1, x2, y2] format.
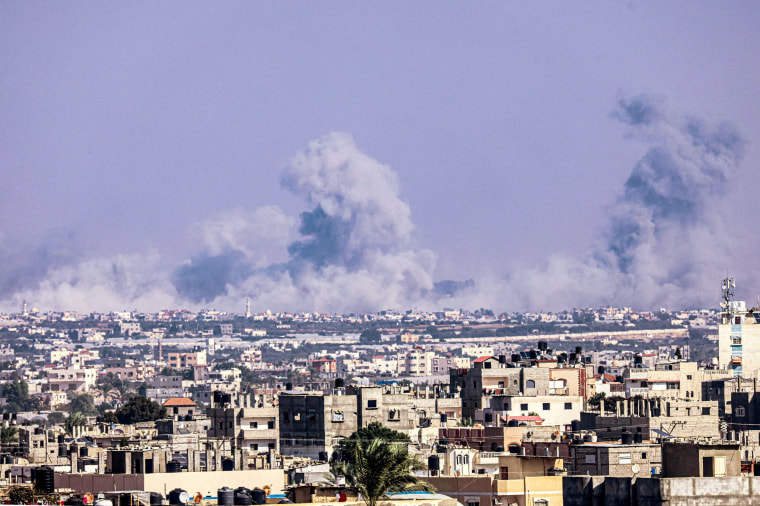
[347, 438, 434, 506]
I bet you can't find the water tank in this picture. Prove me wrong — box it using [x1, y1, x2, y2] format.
[318, 451, 329, 462]
[218, 487, 234, 506]
[65, 497, 85, 506]
[285, 382, 293, 391]
[511, 354, 520, 363]
[168, 489, 190, 505]
[621, 433, 634, 445]
[498, 355, 507, 364]
[334, 378, 344, 388]
[251, 488, 266, 505]
[234, 492, 252, 506]
[1, 454, 12, 464]
[166, 460, 182, 473]
[428, 455, 440, 471]
[754, 462, 760, 476]
[58, 434, 65, 443]
[440, 413, 447, 424]
[149, 492, 163, 505]
[59, 444, 68, 458]
[571, 420, 581, 433]
[633, 432, 643, 444]
[222, 457, 235, 471]
[529, 350, 537, 360]
[34, 466, 55, 494]
[598, 366, 606, 375]
[538, 341, 548, 352]
[94, 500, 113, 506]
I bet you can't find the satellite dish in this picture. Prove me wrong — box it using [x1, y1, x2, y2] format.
[179, 492, 191, 504]
[631, 464, 640, 474]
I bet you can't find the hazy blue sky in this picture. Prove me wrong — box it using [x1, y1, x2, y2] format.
[1, 2, 759, 313]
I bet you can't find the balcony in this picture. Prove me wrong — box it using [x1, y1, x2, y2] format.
[627, 387, 649, 397]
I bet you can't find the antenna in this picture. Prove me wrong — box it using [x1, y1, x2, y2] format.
[721, 277, 735, 309]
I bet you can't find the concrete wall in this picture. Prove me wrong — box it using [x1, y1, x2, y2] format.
[564, 475, 760, 506]
[55, 469, 285, 496]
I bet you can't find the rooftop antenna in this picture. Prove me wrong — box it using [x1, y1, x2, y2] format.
[721, 277, 735, 311]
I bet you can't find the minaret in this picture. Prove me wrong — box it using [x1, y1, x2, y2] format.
[245, 297, 251, 318]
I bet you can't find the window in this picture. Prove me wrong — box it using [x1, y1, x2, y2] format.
[526, 380, 536, 389]
[702, 407, 711, 416]
[686, 375, 693, 380]
[251, 444, 259, 450]
[500, 466, 508, 480]
[368, 399, 377, 409]
[520, 403, 528, 411]
[283, 411, 290, 423]
[498, 382, 504, 388]
[642, 453, 647, 459]
[564, 402, 572, 410]
[543, 403, 550, 411]
[735, 406, 746, 417]
[268, 421, 275, 429]
[250, 421, 258, 428]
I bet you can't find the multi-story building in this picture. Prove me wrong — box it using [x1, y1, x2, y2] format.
[167, 349, 207, 369]
[45, 365, 97, 392]
[719, 297, 760, 378]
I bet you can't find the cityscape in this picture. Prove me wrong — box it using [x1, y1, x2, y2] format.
[2, 2, 760, 506]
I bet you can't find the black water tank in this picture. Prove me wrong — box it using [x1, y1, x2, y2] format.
[252, 488, 266, 505]
[166, 460, 182, 473]
[621, 433, 634, 445]
[218, 488, 234, 506]
[498, 355, 507, 364]
[511, 354, 520, 363]
[213, 391, 224, 404]
[754, 462, 760, 476]
[538, 341, 548, 352]
[428, 455, 440, 471]
[222, 457, 235, 471]
[150, 492, 163, 506]
[58, 434, 65, 443]
[633, 432, 643, 444]
[286, 382, 293, 391]
[440, 413, 447, 424]
[59, 444, 68, 458]
[65, 497, 85, 506]
[168, 489, 188, 505]
[34, 466, 54, 494]
[234, 491, 252, 506]
[598, 366, 606, 375]
[335, 378, 344, 388]
[634, 354, 643, 365]
[529, 349, 537, 360]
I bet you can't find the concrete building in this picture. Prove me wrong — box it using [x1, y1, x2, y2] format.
[718, 290, 760, 378]
[661, 441, 741, 478]
[572, 442, 662, 477]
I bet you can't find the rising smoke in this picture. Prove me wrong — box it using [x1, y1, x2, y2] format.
[1, 95, 748, 313]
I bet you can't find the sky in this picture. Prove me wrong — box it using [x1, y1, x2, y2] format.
[1, 2, 759, 314]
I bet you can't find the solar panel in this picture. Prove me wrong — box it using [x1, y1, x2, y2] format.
[650, 428, 674, 439]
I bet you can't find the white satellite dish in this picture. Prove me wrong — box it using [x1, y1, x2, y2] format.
[179, 492, 191, 504]
[631, 464, 640, 474]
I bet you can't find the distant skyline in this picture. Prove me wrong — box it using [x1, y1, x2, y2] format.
[1, 3, 759, 313]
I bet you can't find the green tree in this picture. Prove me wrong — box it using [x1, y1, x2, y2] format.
[344, 438, 433, 506]
[339, 422, 410, 453]
[65, 412, 87, 435]
[68, 393, 98, 416]
[99, 411, 119, 424]
[0, 426, 18, 446]
[360, 329, 382, 344]
[588, 392, 606, 410]
[115, 396, 166, 424]
[0, 378, 41, 412]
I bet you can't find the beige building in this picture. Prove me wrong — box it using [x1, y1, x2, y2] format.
[719, 299, 760, 378]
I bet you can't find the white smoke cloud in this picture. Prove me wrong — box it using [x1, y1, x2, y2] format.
[0, 96, 748, 313]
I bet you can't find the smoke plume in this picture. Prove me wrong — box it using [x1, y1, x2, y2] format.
[1, 96, 748, 313]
